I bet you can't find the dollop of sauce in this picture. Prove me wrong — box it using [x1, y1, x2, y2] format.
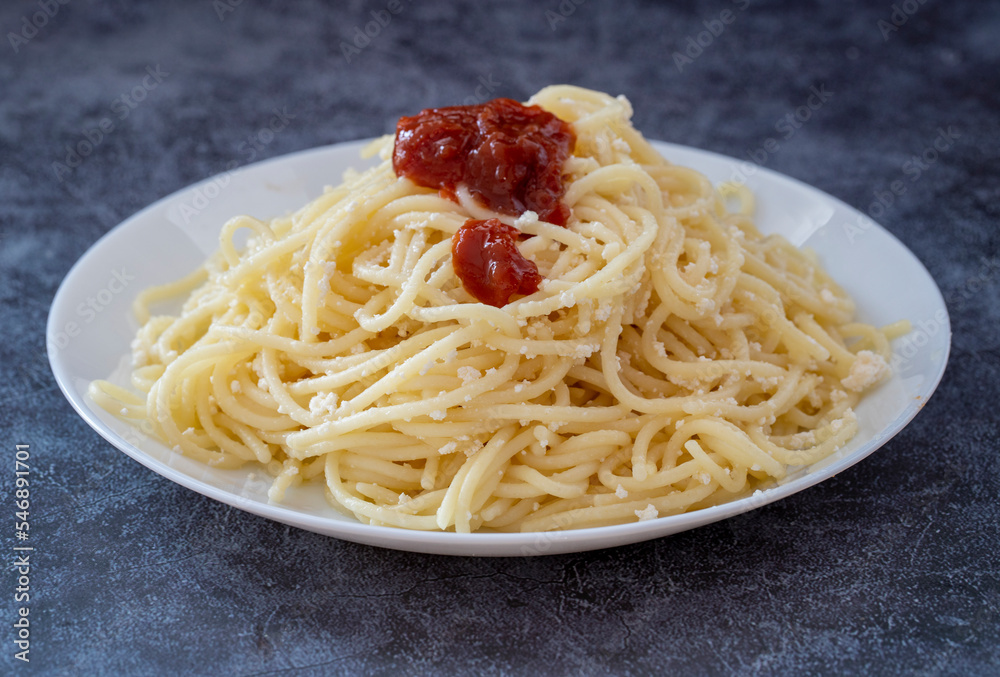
[451, 219, 541, 307]
[393, 98, 575, 226]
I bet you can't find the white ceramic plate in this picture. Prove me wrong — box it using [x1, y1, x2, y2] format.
[48, 140, 951, 556]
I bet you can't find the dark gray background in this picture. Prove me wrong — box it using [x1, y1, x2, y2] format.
[2, 0, 998, 675]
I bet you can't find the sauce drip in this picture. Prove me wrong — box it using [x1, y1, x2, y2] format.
[393, 98, 575, 225]
[451, 219, 541, 307]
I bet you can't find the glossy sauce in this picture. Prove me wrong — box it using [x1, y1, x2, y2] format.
[451, 219, 541, 307]
[393, 98, 575, 226]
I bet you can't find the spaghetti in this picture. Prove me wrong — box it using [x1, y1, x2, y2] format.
[91, 85, 906, 532]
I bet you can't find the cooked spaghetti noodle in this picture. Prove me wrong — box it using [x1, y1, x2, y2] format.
[91, 86, 906, 532]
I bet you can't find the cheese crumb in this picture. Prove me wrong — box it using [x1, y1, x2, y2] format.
[842, 350, 888, 391]
[807, 389, 823, 408]
[615, 484, 628, 499]
[831, 407, 857, 432]
[514, 211, 539, 229]
[309, 392, 339, 417]
[635, 504, 658, 521]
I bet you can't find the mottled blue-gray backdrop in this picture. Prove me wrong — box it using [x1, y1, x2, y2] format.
[1, 0, 998, 675]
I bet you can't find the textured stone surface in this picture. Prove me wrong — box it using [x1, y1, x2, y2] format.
[1, 0, 998, 674]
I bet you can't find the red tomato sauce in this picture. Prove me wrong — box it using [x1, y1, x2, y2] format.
[393, 98, 575, 226]
[451, 219, 541, 307]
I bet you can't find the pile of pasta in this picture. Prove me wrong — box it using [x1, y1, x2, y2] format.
[92, 85, 904, 532]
